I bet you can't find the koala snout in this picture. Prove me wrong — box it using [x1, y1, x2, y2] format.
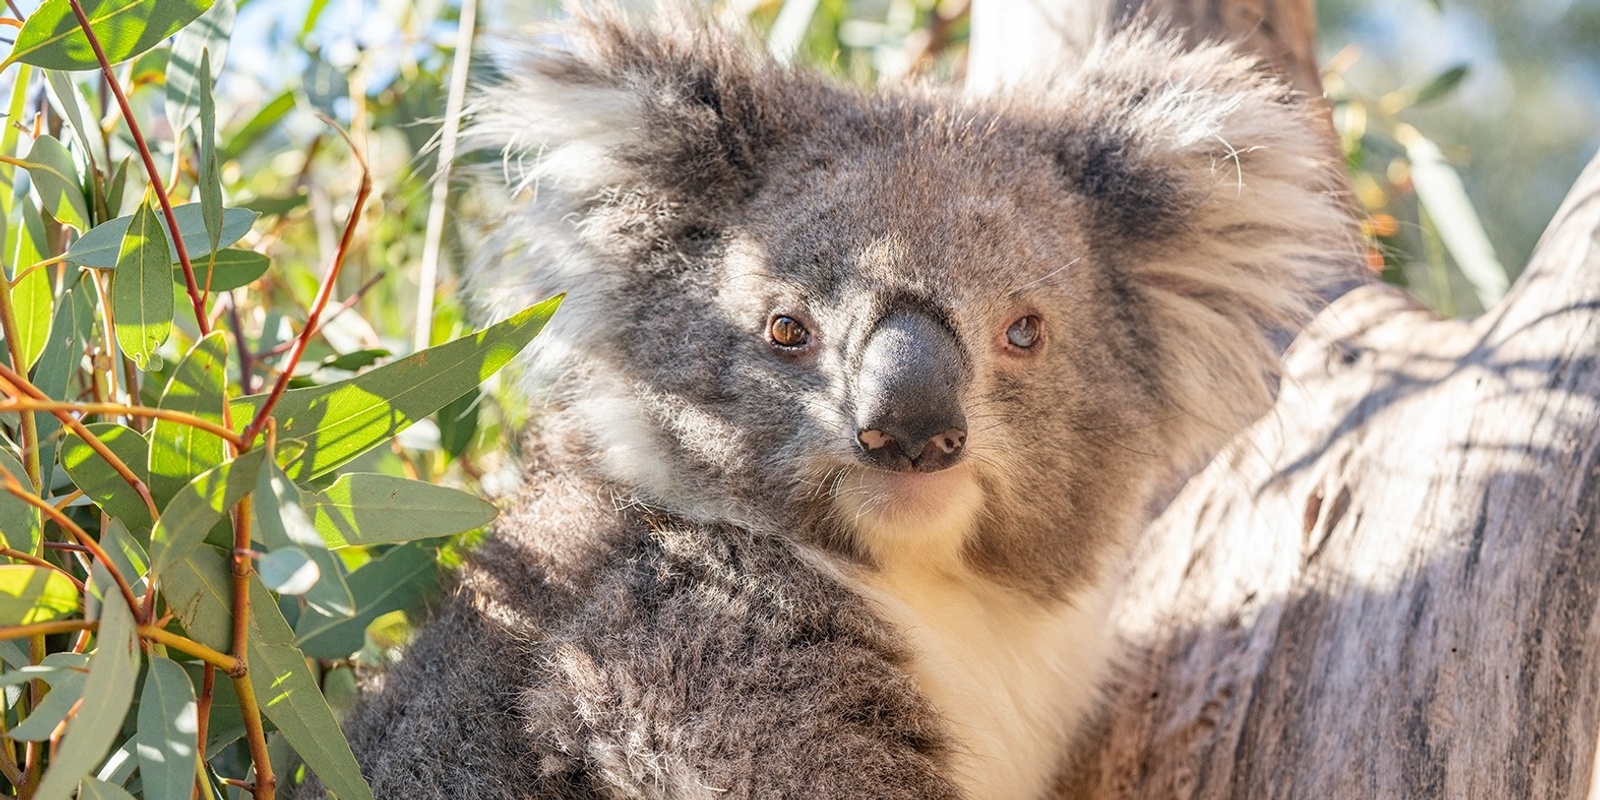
[853, 310, 969, 473]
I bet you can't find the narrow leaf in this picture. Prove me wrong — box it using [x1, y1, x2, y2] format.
[198, 47, 224, 252]
[166, 0, 234, 145]
[0, 565, 79, 625]
[233, 296, 560, 479]
[310, 474, 497, 547]
[148, 448, 266, 578]
[295, 540, 439, 659]
[44, 67, 104, 164]
[63, 203, 257, 269]
[4, 652, 89, 741]
[78, 778, 138, 800]
[10, 248, 54, 371]
[175, 248, 269, 292]
[149, 331, 228, 503]
[0, 448, 42, 553]
[18, 134, 89, 230]
[111, 200, 174, 369]
[220, 90, 293, 161]
[4, 0, 219, 71]
[33, 564, 138, 800]
[1398, 125, 1508, 308]
[1413, 64, 1470, 107]
[135, 656, 199, 800]
[33, 287, 79, 490]
[255, 460, 353, 616]
[60, 423, 153, 534]
[100, 517, 149, 594]
[162, 547, 375, 800]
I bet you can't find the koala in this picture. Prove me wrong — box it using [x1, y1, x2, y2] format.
[315, 6, 1359, 800]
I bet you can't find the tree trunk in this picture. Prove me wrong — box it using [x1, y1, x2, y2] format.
[969, 1, 1600, 796]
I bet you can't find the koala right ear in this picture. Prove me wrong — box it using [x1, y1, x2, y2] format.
[464, 7, 777, 226]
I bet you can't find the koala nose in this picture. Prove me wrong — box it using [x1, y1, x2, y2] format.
[853, 310, 969, 474]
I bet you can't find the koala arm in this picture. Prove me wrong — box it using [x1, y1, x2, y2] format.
[305, 489, 962, 800]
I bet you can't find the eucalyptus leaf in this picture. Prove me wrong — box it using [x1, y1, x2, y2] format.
[60, 423, 153, 534]
[295, 540, 440, 659]
[258, 546, 318, 595]
[44, 63, 105, 165]
[3, 0, 219, 71]
[167, 0, 234, 144]
[162, 546, 374, 800]
[180, 248, 269, 292]
[0, 565, 79, 625]
[33, 564, 138, 800]
[63, 203, 257, 269]
[199, 47, 224, 252]
[32, 288, 79, 491]
[255, 460, 354, 616]
[10, 250, 54, 372]
[111, 201, 174, 369]
[4, 652, 89, 742]
[135, 656, 199, 800]
[233, 296, 560, 478]
[0, 448, 42, 552]
[17, 134, 89, 230]
[149, 331, 229, 503]
[310, 474, 497, 547]
[148, 449, 266, 578]
[77, 778, 138, 800]
[221, 90, 293, 161]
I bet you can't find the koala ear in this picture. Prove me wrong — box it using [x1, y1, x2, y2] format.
[1055, 28, 1363, 463]
[465, 7, 774, 218]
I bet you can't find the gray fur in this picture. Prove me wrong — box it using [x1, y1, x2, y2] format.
[304, 6, 1361, 798]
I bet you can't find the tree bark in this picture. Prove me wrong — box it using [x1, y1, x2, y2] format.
[969, 0, 1600, 796]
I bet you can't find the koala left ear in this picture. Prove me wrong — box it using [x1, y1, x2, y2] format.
[466, 7, 779, 220]
[1053, 28, 1364, 464]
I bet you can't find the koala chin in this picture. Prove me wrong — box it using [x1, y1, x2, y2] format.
[318, 6, 1360, 800]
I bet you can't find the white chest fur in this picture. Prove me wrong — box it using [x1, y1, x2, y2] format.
[851, 563, 1116, 800]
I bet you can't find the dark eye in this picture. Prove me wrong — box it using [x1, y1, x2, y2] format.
[1006, 315, 1042, 350]
[768, 315, 811, 349]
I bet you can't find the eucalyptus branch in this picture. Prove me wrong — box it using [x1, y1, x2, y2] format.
[0, 399, 247, 448]
[0, 362, 160, 521]
[242, 121, 372, 448]
[0, 619, 92, 641]
[0, 470, 139, 614]
[232, 671, 276, 800]
[139, 624, 242, 676]
[65, 0, 210, 335]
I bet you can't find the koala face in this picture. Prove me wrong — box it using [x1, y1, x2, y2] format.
[464, 10, 1359, 595]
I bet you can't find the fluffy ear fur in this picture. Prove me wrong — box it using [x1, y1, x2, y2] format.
[458, 6, 791, 378]
[1045, 29, 1360, 465]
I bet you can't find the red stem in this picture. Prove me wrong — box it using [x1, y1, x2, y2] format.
[242, 123, 371, 447]
[66, 0, 210, 335]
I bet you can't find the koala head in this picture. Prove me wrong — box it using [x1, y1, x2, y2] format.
[464, 9, 1360, 596]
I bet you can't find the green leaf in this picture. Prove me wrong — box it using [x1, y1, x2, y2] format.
[233, 296, 560, 479]
[295, 540, 438, 659]
[100, 517, 149, 594]
[1413, 64, 1470, 107]
[162, 546, 374, 800]
[0, 565, 78, 625]
[166, 0, 234, 145]
[10, 247, 54, 372]
[3, 652, 89, 741]
[61, 423, 153, 534]
[254, 460, 353, 616]
[6, 190, 50, 286]
[135, 656, 199, 800]
[63, 203, 258, 269]
[111, 200, 174, 370]
[78, 778, 138, 800]
[32, 287, 79, 491]
[45, 71, 104, 165]
[179, 248, 268, 292]
[436, 385, 481, 459]
[4, 0, 219, 71]
[149, 331, 228, 503]
[257, 547, 317, 594]
[34, 564, 139, 800]
[1397, 125, 1508, 309]
[198, 47, 223, 253]
[310, 474, 497, 547]
[17, 134, 89, 230]
[148, 448, 266, 578]
[0, 449, 42, 552]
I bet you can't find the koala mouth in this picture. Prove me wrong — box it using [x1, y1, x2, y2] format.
[831, 463, 985, 566]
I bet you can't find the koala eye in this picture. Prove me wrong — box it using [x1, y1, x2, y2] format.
[768, 315, 811, 349]
[1006, 315, 1042, 350]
